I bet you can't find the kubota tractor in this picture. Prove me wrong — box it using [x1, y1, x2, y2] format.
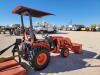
[10, 6, 83, 71]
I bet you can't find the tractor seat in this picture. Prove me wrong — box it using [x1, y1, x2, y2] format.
[47, 36, 57, 48]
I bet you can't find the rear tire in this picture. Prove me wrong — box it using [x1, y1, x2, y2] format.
[31, 46, 50, 71]
[61, 47, 69, 57]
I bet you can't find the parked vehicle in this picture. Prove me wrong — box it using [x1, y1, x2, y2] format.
[89, 25, 96, 31]
[96, 25, 100, 31]
[10, 6, 83, 71]
[0, 26, 6, 34]
[85, 27, 90, 31]
[72, 24, 85, 31]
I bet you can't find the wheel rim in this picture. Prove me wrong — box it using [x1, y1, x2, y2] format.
[37, 53, 47, 65]
[64, 50, 69, 56]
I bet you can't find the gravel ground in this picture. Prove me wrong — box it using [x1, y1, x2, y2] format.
[0, 31, 100, 75]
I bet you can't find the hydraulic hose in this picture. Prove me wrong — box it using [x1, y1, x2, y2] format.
[0, 43, 15, 55]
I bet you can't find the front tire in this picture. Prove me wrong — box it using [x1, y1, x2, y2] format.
[61, 47, 69, 57]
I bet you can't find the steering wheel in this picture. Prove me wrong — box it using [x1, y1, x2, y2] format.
[42, 33, 48, 39]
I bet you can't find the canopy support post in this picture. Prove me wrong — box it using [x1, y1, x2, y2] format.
[29, 12, 36, 41]
[20, 15, 25, 33]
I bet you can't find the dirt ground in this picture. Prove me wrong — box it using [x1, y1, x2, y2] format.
[0, 31, 100, 75]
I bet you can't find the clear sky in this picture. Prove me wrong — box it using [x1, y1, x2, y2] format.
[0, 0, 100, 26]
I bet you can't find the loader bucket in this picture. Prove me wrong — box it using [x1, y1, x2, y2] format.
[72, 43, 83, 54]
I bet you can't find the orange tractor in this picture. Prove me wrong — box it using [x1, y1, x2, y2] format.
[0, 6, 83, 72]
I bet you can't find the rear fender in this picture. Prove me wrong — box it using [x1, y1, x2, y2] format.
[32, 42, 50, 51]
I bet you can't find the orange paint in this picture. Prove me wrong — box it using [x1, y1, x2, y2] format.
[37, 53, 47, 65]
[0, 59, 26, 75]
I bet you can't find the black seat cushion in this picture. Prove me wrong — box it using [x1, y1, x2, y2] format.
[47, 36, 57, 48]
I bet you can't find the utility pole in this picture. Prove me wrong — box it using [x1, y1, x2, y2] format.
[69, 19, 72, 25]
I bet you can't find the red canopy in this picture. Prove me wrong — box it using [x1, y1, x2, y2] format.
[12, 6, 54, 18]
